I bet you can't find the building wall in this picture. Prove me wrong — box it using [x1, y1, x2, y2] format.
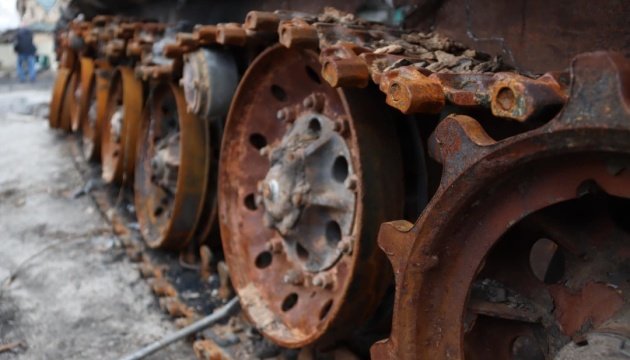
[17, 0, 70, 26]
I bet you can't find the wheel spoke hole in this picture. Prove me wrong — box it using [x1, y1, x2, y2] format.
[308, 118, 321, 135]
[249, 133, 267, 150]
[325, 221, 342, 247]
[332, 156, 349, 183]
[296, 243, 309, 260]
[244, 194, 258, 211]
[281, 293, 298, 312]
[319, 299, 333, 320]
[270, 84, 287, 101]
[306, 66, 322, 84]
[529, 238, 564, 284]
[154, 206, 164, 217]
[255, 251, 272, 269]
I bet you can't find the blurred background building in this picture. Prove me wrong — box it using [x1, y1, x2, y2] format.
[0, 0, 70, 75]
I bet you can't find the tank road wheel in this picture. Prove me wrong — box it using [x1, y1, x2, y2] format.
[219, 45, 405, 348]
[49, 68, 72, 129]
[372, 53, 630, 359]
[101, 66, 144, 185]
[134, 83, 209, 249]
[181, 49, 239, 246]
[59, 70, 79, 132]
[74, 57, 95, 138]
[81, 61, 110, 162]
[69, 59, 86, 132]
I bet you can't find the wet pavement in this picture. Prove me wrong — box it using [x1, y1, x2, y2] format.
[0, 80, 194, 359]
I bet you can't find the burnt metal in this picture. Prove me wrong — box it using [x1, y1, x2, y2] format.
[218, 44, 405, 348]
[180, 49, 239, 118]
[402, 0, 630, 74]
[134, 82, 209, 250]
[49, 68, 72, 129]
[372, 52, 630, 359]
[81, 61, 112, 162]
[59, 70, 79, 132]
[101, 66, 144, 185]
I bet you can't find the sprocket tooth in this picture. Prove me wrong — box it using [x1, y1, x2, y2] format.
[377, 220, 414, 276]
[428, 115, 496, 187]
[551, 51, 630, 131]
[373, 220, 413, 360]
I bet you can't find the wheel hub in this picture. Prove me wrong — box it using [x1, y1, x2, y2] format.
[150, 132, 180, 193]
[109, 106, 124, 144]
[258, 110, 355, 273]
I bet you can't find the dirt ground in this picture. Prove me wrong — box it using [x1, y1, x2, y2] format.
[0, 78, 194, 359]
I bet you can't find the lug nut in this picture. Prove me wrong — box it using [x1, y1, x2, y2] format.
[266, 238, 284, 254]
[337, 236, 354, 255]
[312, 273, 335, 289]
[344, 175, 358, 191]
[302, 93, 325, 112]
[276, 107, 296, 123]
[283, 269, 305, 286]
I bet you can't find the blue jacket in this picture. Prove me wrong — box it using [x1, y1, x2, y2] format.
[14, 28, 37, 56]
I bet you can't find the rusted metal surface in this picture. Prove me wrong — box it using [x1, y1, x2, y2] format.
[81, 61, 112, 162]
[134, 82, 209, 250]
[48, 5, 629, 358]
[59, 71, 79, 132]
[401, 0, 630, 74]
[371, 52, 630, 359]
[101, 66, 144, 184]
[377, 68, 568, 121]
[218, 44, 405, 348]
[71, 57, 94, 135]
[49, 68, 72, 129]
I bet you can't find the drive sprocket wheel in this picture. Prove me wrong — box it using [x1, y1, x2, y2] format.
[372, 52, 630, 359]
[81, 61, 110, 162]
[219, 44, 405, 348]
[101, 66, 144, 184]
[134, 82, 210, 249]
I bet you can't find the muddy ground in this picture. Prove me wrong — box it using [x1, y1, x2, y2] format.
[0, 78, 194, 359]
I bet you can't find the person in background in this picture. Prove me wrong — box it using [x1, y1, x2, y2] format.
[14, 24, 37, 83]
